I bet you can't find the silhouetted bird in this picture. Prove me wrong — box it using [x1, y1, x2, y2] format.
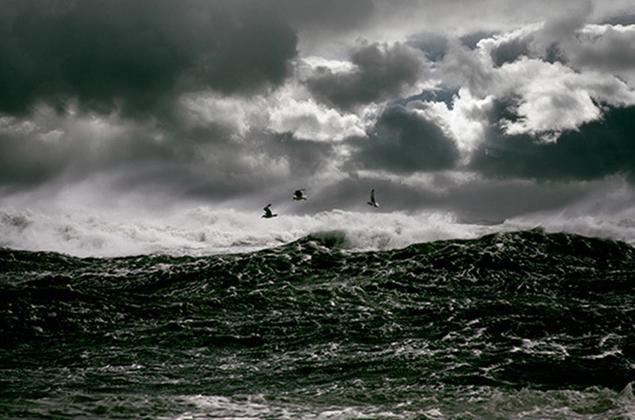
[293, 189, 307, 200]
[262, 204, 278, 218]
[367, 189, 379, 208]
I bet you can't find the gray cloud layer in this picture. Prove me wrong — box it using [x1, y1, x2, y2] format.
[0, 111, 337, 203]
[0, 0, 297, 116]
[306, 43, 424, 109]
[472, 104, 635, 181]
[351, 105, 459, 173]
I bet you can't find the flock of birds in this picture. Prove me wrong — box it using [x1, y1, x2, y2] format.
[262, 189, 379, 218]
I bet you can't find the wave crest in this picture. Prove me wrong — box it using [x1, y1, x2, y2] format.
[0, 207, 494, 257]
[2, 205, 635, 257]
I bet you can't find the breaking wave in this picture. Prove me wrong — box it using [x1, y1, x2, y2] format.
[0, 206, 497, 257]
[3, 204, 635, 257]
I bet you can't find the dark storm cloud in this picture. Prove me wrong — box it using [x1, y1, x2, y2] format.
[351, 105, 459, 173]
[489, 37, 533, 67]
[459, 31, 499, 49]
[306, 43, 424, 109]
[0, 109, 338, 202]
[285, 170, 594, 223]
[107, 130, 335, 202]
[602, 13, 635, 25]
[110, 134, 334, 201]
[472, 103, 635, 181]
[407, 32, 448, 61]
[569, 26, 635, 73]
[480, 3, 592, 67]
[0, 115, 189, 191]
[0, 0, 297, 116]
[401, 87, 458, 109]
[267, 0, 375, 33]
[484, 29, 564, 68]
[0, 131, 65, 189]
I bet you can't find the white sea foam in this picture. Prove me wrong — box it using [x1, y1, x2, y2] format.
[506, 207, 635, 246]
[0, 206, 498, 257]
[2, 202, 635, 257]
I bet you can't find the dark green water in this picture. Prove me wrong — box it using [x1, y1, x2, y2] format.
[1, 229, 634, 418]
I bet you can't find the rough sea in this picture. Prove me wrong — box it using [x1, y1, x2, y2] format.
[2, 215, 635, 418]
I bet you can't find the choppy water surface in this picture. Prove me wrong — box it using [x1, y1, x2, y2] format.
[1, 229, 635, 418]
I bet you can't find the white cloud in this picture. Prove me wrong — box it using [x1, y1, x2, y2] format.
[181, 82, 371, 143]
[476, 22, 543, 56]
[410, 88, 495, 156]
[496, 58, 635, 138]
[180, 93, 266, 138]
[269, 98, 366, 141]
[439, 42, 497, 95]
[299, 56, 357, 73]
[436, 32, 635, 141]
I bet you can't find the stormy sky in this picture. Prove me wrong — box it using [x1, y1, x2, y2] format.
[2, 0, 635, 226]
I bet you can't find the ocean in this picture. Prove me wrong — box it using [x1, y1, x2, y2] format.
[1, 228, 634, 418]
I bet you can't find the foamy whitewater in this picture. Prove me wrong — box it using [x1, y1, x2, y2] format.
[2, 205, 635, 257]
[0, 206, 488, 256]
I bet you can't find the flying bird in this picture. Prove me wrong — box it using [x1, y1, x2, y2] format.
[262, 204, 277, 218]
[293, 189, 307, 200]
[367, 189, 379, 208]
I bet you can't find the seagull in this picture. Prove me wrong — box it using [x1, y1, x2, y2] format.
[262, 204, 277, 218]
[367, 189, 379, 208]
[293, 189, 307, 201]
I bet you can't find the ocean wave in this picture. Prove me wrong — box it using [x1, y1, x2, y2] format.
[2, 229, 635, 417]
[2, 229, 635, 386]
[0, 207, 495, 257]
[3, 204, 635, 258]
